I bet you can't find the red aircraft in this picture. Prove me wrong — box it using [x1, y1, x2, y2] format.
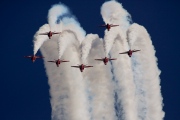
[71, 64, 93, 72]
[99, 23, 119, 31]
[24, 55, 44, 63]
[47, 59, 69, 67]
[95, 57, 117, 65]
[39, 31, 61, 39]
[119, 49, 140, 57]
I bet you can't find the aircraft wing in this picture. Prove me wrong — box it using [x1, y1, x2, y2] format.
[47, 61, 55, 63]
[95, 59, 103, 61]
[111, 25, 119, 27]
[71, 66, 79, 68]
[39, 32, 48, 35]
[36, 56, 44, 58]
[99, 25, 106, 27]
[52, 32, 61, 34]
[133, 50, 140, 52]
[119, 51, 128, 54]
[24, 56, 32, 58]
[84, 66, 93, 68]
[109, 58, 117, 60]
[62, 60, 69, 62]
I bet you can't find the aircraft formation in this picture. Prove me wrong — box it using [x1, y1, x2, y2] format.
[24, 23, 140, 72]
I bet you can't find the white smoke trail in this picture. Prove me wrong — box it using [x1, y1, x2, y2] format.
[57, 18, 86, 59]
[101, 0, 130, 56]
[32, 1, 164, 120]
[103, 30, 118, 57]
[110, 38, 138, 120]
[130, 23, 165, 120]
[57, 14, 86, 60]
[40, 37, 90, 120]
[127, 24, 139, 49]
[48, 3, 86, 41]
[58, 31, 76, 59]
[34, 3, 69, 55]
[101, 0, 131, 29]
[34, 3, 90, 120]
[81, 34, 99, 64]
[33, 24, 50, 55]
[41, 31, 90, 120]
[84, 38, 117, 120]
[126, 23, 147, 120]
[61, 17, 86, 44]
[101, 1, 138, 120]
[48, 3, 86, 42]
[48, 4, 68, 31]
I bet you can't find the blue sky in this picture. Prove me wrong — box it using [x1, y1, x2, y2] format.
[1, 0, 179, 120]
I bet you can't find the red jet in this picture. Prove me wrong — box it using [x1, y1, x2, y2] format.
[24, 55, 44, 63]
[119, 49, 140, 57]
[99, 23, 119, 31]
[71, 64, 93, 72]
[39, 31, 61, 39]
[47, 59, 69, 67]
[95, 57, 117, 65]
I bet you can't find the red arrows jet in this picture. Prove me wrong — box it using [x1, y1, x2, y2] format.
[95, 57, 117, 65]
[71, 64, 93, 72]
[99, 23, 119, 31]
[47, 59, 69, 67]
[24, 55, 44, 63]
[119, 49, 140, 57]
[39, 31, 61, 39]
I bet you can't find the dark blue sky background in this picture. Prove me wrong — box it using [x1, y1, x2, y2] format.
[1, 0, 179, 120]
